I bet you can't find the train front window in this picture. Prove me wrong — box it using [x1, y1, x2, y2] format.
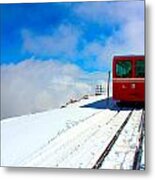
[116, 61, 132, 78]
[136, 60, 145, 77]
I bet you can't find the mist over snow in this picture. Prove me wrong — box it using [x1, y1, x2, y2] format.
[1, 58, 107, 119]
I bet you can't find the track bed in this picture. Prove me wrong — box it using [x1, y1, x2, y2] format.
[21, 109, 144, 169]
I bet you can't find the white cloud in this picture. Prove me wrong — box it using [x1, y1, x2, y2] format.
[22, 24, 81, 58]
[1, 58, 106, 119]
[21, 1, 144, 71]
[74, 1, 144, 24]
[75, 1, 144, 70]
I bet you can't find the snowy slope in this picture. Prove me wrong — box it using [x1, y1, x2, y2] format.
[1, 94, 144, 169]
[1, 94, 107, 166]
[22, 110, 132, 168]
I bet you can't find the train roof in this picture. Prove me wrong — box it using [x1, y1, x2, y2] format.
[113, 55, 144, 58]
[113, 55, 144, 61]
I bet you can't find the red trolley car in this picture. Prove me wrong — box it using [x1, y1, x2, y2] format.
[113, 55, 145, 102]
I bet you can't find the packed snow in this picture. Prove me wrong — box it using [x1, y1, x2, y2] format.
[100, 110, 143, 169]
[1, 94, 106, 166]
[1, 94, 144, 169]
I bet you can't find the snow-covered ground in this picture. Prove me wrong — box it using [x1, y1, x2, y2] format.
[1, 94, 144, 169]
[1, 94, 106, 166]
[140, 136, 145, 170]
[100, 110, 143, 170]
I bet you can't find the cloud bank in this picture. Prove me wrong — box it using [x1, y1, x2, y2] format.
[1, 58, 106, 119]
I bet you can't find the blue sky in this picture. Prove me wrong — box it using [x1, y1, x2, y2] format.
[0, 1, 144, 72]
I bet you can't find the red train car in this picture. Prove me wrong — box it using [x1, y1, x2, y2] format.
[113, 55, 145, 102]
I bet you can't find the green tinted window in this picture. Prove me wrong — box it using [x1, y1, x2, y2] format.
[136, 60, 145, 77]
[116, 61, 132, 78]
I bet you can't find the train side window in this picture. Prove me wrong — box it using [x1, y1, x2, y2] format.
[136, 60, 145, 77]
[116, 61, 132, 78]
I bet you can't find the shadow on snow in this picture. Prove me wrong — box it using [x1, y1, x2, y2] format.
[80, 97, 144, 111]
